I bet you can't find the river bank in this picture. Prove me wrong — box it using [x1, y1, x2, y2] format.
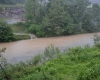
[0, 33, 99, 64]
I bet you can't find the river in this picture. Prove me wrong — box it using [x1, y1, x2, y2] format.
[0, 33, 98, 64]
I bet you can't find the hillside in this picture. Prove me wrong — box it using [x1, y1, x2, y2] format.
[0, 46, 100, 80]
[0, 0, 25, 4]
[90, 0, 100, 4]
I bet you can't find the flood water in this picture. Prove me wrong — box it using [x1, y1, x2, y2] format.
[0, 33, 98, 64]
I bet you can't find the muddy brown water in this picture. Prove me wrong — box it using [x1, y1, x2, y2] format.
[0, 33, 98, 64]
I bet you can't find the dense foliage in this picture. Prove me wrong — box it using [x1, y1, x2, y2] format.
[0, 45, 100, 80]
[0, 20, 14, 42]
[25, 0, 100, 37]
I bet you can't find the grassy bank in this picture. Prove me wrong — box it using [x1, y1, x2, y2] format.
[0, 45, 100, 80]
[10, 23, 31, 40]
[10, 24, 26, 33]
[14, 35, 30, 40]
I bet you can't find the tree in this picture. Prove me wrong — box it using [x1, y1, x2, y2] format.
[0, 20, 14, 42]
[25, 0, 100, 37]
[38, 0, 47, 23]
[25, 0, 40, 23]
[66, 0, 91, 33]
[83, 3, 100, 32]
[67, 0, 90, 23]
[82, 13, 94, 32]
[42, 0, 73, 36]
[92, 4, 100, 29]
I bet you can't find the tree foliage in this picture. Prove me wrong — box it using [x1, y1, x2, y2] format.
[42, 0, 74, 36]
[0, 20, 14, 42]
[25, 0, 100, 37]
[25, 0, 40, 23]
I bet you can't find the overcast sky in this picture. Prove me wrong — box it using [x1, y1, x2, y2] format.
[90, 0, 100, 3]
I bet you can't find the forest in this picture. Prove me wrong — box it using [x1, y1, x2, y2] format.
[24, 0, 100, 37]
[0, 0, 100, 42]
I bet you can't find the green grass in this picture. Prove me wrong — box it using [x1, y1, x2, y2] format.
[0, 46, 100, 80]
[10, 24, 26, 33]
[14, 35, 30, 40]
[10, 25, 25, 33]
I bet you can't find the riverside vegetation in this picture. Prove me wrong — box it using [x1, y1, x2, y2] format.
[0, 35, 100, 80]
[0, 0, 100, 42]
[0, 0, 100, 79]
[24, 0, 100, 37]
[0, 20, 30, 42]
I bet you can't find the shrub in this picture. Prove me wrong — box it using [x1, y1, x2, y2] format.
[43, 45, 61, 61]
[94, 34, 100, 48]
[94, 33, 100, 44]
[94, 42, 100, 49]
[1, 46, 100, 80]
[27, 24, 45, 37]
[27, 54, 43, 66]
[27, 24, 40, 34]
[78, 63, 100, 80]
[0, 48, 9, 80]
[0, 48, 7, 67]
[0, 20, 14, 42]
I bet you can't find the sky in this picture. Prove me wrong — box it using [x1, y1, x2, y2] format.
[90, 0, 100, 4]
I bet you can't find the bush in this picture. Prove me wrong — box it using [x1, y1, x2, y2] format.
[94, 33, 100, 44]
[27, 54, 43, 66]
[43, 45, 61, 61]
[0, 20, 14, 42]
[78, 63, 100, 80]
[27, 24, 40, 34]
[0, 48, 7, 67]
[93, 34, 100, 48]
[27, 24, 45, 37]
[0, 46, 100, 80]
[94, 42, 100, 49]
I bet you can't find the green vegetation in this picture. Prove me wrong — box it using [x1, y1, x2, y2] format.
[93, 33, 100, 49]
[14, 35, 30, 40]
[10, 22, 27, 33]
[0, 21, 30, 42]
[0, 48, 7, 67]
[0, 45, 100, 80]
[0, 20, 14, 42]
[94, 33, 100, 43]
[25, 0, 100, 37]
[1, 0, 100, 41]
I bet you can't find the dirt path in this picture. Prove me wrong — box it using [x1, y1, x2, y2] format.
[0, 33, 99, 64]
